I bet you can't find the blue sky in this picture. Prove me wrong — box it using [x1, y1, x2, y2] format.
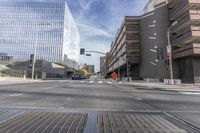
[67, 0, 148, 71]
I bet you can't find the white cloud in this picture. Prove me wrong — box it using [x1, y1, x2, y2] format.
[67, 0, 149, 71]
[77, 23, 114, 38]
[80, 41, 111, 72]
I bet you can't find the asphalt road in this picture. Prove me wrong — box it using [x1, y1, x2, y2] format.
[0, 77, 200, 132]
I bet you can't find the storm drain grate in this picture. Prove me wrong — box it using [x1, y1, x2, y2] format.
[0, 112, 87, 133]
[97, 114, 187, 133]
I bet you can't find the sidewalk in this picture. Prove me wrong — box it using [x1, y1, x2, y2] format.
[117, 80, 200, 89]
[0, 77, 44, 85]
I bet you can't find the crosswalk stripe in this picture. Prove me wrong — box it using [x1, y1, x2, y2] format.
[98, 81, 103, 84]
[181, 92, 200, 95]
[66, 80, 114, 84]
[89, 81, 94, 83]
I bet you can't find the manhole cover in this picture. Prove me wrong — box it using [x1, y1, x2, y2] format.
[97, 114, 186, 133]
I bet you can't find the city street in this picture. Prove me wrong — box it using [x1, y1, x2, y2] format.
[0, 77, 199, 132]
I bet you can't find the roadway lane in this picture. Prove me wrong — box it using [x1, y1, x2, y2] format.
[0, 77, 199, 131]
[118, 84, 200, 130]
[0, 79, 154, 110]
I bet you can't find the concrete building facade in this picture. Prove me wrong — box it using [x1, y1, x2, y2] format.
[139, 1, 170, 80]
[168, 0, 200, 83]
[106, 0, 200, 83]
[106, 16, 141, 81]
[84, 65, 95, 74]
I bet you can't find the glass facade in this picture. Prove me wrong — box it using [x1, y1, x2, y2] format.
[0, 0, 80, 67]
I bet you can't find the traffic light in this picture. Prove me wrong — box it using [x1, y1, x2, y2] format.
[30, 54, 34, 65]
[129, 64, 131, 68]
[80, 48, 85, 55]
[165, 59, 169, 65]
[157, 48, 164, 59]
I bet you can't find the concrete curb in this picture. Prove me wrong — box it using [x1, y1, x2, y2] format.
[117, 81, 200, 89]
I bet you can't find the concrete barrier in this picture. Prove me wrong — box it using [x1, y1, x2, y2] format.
[144, 78, 160, 83]
[164, 79, 181, 85]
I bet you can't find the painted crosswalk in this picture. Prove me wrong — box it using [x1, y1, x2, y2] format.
[98, 81, 103, 84]
[89, 81, 94, 83]
[65, 80, 113, 84]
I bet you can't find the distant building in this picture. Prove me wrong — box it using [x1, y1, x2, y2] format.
[106, 0, 200, 83]
[0, 0, 80, 68]
[4, 60, 75, 79]
[106, 16, 141, 80]
[84, 65, 95, 74]
[100, 56, 106, 77]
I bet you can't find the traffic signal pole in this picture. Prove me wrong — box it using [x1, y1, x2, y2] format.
[126, 59, 129, 82]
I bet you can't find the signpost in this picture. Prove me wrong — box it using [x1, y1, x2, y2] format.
[111, 72, 118, 80]
[85, 53, 91, 56]
[157, 47, 164, 59]
[167, 45, 172, 57]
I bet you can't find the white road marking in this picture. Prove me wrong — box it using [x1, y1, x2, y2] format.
[42, 87, 54, 90]
[135, 98, 143, 100]
[80, 81, 86, 83]
[89, 81, 94, 83]
[69, 81, 74, 83]
[98, 81, 103, 84]
[106, 81, 113, 84]
[181, 92, 200, 95]
[9, 93, 23, 97]
[166, 89, 200, 92]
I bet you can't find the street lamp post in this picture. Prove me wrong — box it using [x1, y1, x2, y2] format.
[167, 21, 178, 80]
[31, 24, 39, 80]
[32, 23, 51, 80]
[118, 57, 120, 79]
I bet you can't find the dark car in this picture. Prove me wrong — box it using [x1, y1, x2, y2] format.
[71, 73, 81, 80]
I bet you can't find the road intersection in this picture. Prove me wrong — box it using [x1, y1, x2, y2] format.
[0, 77, 199, 132]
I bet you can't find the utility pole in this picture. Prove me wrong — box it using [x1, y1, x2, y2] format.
[118, 57, 120, 79]
[126, 58, 129, 82]
[167, 21, 178, 80]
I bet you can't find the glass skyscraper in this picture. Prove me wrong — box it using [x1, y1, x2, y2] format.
[0, 0, 80, 67]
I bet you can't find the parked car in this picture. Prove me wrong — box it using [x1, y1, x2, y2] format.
[71, 73, 81, 80]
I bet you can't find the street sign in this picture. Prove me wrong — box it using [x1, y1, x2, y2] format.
[111, 72, 118, 80]
[167, 45, 172, 57]
[86, 53, 91, 56]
